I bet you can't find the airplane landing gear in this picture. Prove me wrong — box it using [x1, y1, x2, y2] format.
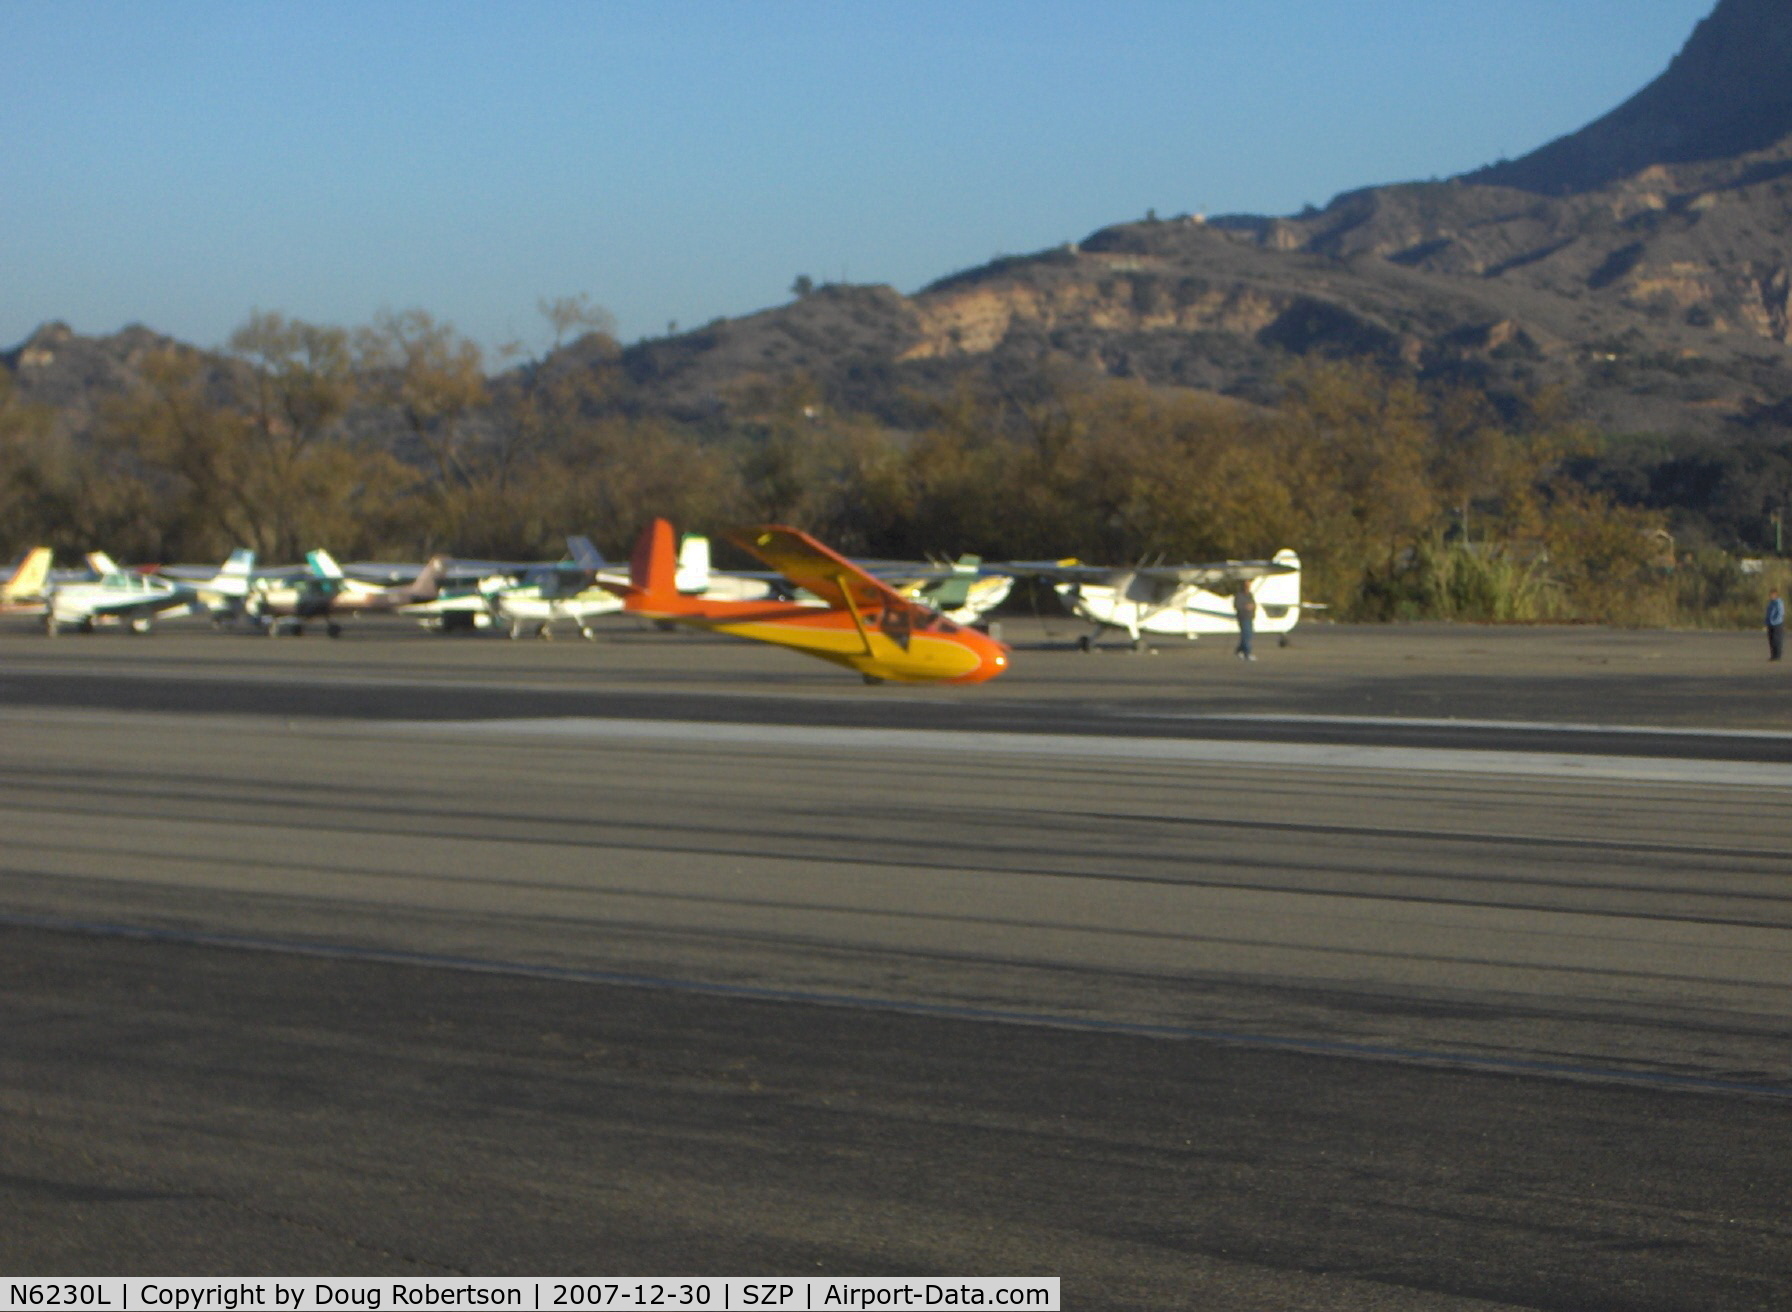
[1077, 635, 1092, 653]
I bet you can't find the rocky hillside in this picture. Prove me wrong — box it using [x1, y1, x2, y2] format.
[598, 0, 1792, 440]
[9, 0, 1792, 446]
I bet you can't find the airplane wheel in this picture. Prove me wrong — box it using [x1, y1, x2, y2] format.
[1077, 635, 1092, 653]
[538, 625, 553, 641]
[1278, 634, 1291, 648]
[862, 673, 885, 686]
[509, 625, 525, 640]
[1131, 636, 1148, 653]
[79, 618, 95, 634]
[129, 617, 154, 635]
[579, 627, 596, 641]
[326, 622, 342, 638]
[292, 624, 305, 637]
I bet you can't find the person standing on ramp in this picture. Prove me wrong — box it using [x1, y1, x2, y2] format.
[1235, 583, 1257, 662]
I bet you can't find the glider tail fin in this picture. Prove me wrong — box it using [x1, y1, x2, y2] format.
[627, 518, 683, 609]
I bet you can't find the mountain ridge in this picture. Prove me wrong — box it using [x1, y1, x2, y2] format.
[9, 0, 1792, 447]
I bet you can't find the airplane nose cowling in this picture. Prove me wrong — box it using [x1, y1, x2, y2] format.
[947, 631, 1010, 684]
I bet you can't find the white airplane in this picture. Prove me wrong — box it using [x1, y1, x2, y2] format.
[1007, 550, 1306, 650]
[492, 534, 771, 639]
[159, 548, 260, 625]
[43, 552, 208, 634]
[664, 533, 779, 603]
[888, 555, 1013, 626]
[671, 536, 1012, 621]
[484, 535, 627, 640]
[400, 579, 508, 633]
[0, 547, 53, 615]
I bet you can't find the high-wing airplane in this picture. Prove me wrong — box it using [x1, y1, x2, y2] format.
[251, 549, 448, 636]
[889, 555, 1013, 625]
[1007, 550, 1306, 650]
[481, 535, 627, 639]
[607, 519, 1010, 684]
[0, 547, 53, 615]
[159, 548, 260, 625]
[492, 533, 790, 639]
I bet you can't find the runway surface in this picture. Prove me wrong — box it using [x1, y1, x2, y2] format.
[2, 620, 1790, 1306]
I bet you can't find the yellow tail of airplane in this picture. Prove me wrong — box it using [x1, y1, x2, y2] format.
[1, 547, 52, 603]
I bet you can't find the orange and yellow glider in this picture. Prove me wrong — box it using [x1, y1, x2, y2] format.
[613, 519, 1010, 684]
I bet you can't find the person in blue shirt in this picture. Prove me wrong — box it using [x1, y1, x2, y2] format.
[1768, 588, 1784, 662]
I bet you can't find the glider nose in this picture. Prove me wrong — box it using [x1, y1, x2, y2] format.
[949, 630, 1011, 684]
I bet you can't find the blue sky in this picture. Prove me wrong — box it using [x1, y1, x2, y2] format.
[1, 1, 1717, 363]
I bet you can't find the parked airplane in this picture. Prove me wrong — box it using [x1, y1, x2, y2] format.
[0, 547, 53, 615]
[491, 533, 782, 639]
[1008, 550, 1305, 650]
[676, 537, 1007, 621]
[159, 548, 260, 624]
[608, 519, 1010, 684]
[481, 536, 625, 639]
[43, 553, 203, 634]
[251, 549, 448, 636]
[890, 555, 1013, 625]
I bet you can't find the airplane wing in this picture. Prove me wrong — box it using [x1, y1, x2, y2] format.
[996, 559, 1114, 584]
[728, 526, 923, 615]
[1132, 560, 1297, 586]
[1002, 558, 1296, 586]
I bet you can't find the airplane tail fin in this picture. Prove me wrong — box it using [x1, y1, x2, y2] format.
[306, 549, 344, 579]
[627, 518, 682, 608]
[3, 547, 52, 600]
[209, 548, 256, 596]
[408, 556, 448, 602]
[567, 535, 606, 573]
[1256, 550, 1302, 619]
[675, 534, 711, 594]
[86, 551, 121, 577]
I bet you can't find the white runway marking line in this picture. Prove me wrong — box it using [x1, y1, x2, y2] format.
[1154, 712, 1792, 740]
[372, 717, 1792, 788]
